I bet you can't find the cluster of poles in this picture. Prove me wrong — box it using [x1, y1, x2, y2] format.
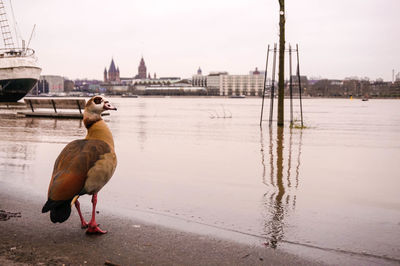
[260, 43, 304, 128]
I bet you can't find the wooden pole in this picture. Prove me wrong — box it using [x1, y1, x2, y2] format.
[260, 45, 270, 127]
[277, 0, 285, 127]
[289, 44, 293, 125]
[269, 44, 277, 126]
[296, 44, 304, 127]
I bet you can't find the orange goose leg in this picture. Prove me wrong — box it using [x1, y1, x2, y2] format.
[74, 200, 88, 228]
[86, 193, 107, 234]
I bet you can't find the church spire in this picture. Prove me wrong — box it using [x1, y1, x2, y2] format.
[138, 57, 147, 79]
[109, 58, 117, 73]
[107, 58, 119, 82]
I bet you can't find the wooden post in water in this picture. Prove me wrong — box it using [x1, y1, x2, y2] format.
[296, 44, 304, 127]
[260, 45, 270, 127]
[277, 0, 285, 127]
[269, 44, 278, 126]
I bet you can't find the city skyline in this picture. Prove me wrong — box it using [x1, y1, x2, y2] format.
[7, 0, 400, 81]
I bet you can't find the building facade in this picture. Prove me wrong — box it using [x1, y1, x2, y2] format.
[192, 74, 207, 87]
[193, 69, 266, 96]
[37, 75, 64, 94]
[220, 73, 265, 96]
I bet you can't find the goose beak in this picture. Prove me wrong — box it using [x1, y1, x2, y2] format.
[104, 101, 117, 111]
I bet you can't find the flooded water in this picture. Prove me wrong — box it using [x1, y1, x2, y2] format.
[1, 98, 399, 264]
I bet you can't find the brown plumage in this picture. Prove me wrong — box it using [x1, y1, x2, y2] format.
[42, 96, 117, 234]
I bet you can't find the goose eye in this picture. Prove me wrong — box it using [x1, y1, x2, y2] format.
[93, 97, 102, 104]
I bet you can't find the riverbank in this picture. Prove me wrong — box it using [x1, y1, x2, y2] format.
[0, 186, 320, 265]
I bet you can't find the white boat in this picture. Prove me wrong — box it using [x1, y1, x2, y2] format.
[0, 0, 41, 102]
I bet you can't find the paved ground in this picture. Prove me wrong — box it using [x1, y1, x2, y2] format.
[0, 187, 322, 266]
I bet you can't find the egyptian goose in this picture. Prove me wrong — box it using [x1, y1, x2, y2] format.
[42, 96, 117, 234]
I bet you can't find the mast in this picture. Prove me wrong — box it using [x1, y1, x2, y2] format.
[0, 0, 14, 49]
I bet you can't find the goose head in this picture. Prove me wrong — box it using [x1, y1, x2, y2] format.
[84, 96, 117, 128]
[86, 95, 117, 113]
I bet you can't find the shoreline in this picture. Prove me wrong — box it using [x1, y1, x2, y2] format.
[0, 185, 319, 265]
[24, 95, 399, 99]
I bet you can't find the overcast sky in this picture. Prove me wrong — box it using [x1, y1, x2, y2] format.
[6, 0, 400, 80]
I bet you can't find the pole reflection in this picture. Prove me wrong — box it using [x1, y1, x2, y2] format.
[261, 125, 303, 248]
[259, 127, 267, 186]
[137, 101, 148, 151]
[268, 127, 275, 187]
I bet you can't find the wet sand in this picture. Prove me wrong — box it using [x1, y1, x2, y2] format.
[0, 187, 319, 266]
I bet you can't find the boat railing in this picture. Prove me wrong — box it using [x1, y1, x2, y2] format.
[0, 47, 36, 58]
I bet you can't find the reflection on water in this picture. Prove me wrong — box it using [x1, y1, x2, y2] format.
[0, 115, 85, 184]
[0, 141, 35, 173]
[137, 101, 148, 150]
[0, 116, 84, 143]
[261, 126, 303, 248]
[24, 117, 84, 131]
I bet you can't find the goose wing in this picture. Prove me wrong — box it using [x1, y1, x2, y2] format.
[47, 139, 111, 201]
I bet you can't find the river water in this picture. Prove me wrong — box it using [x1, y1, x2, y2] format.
[1, 97, 399, 264]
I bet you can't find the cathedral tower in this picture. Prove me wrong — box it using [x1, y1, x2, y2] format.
[106, 58, 120, 82]
[138, 57, 147, 79]
[104, 68, 108, 82]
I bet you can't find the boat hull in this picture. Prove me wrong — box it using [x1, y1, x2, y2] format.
[0, 58, 41, 102]
[0, 78, 38, 102]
